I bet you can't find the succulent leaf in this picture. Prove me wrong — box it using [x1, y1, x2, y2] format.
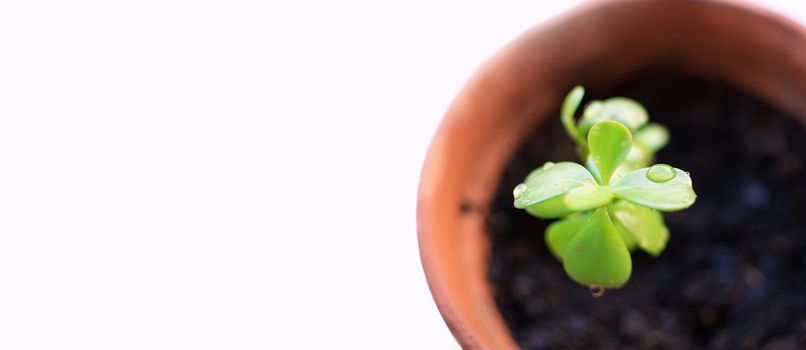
[610, 165, 696, 211]
[588, 121, 633, 185]
[545, 213, 590, 261]
[600, 97, 648, 131]
[563, 184, 614, 211]
[634, 122, 670, 153]
[563, 208, 632, 288]
[610, 200, 669, 256]
[513, 162, 596, 209]
[561, 86, 585, 141]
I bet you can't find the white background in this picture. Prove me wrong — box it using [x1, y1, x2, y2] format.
[0, 1, 804, 349]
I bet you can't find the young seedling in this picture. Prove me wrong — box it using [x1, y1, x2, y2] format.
[513, 86, 696, 297]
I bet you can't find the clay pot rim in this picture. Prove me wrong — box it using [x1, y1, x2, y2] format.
[417, 1, 806, 349]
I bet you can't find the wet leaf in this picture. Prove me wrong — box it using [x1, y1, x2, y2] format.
[545, 213, 590, 261]
[525, 195, 575, 218]
[610, 165, 696, 211]
[513, 162, 596, 208]
[610, 200, 669, 256]
[563, 208, 632, 288]
[563, 184, 614, 211]
[588, 120, 632, 185]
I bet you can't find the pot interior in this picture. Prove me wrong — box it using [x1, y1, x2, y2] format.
[490, 72, 806, 349]
[418, 1, 806, 349]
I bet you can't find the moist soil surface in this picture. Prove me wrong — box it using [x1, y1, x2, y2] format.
[486, 74, 806, 350]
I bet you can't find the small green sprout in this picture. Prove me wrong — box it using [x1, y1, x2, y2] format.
[514, 86, 696, 296]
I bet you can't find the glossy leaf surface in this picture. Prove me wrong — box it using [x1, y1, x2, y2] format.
[610, 200, 669, 256]
[545, 213, 590, 261]
[563, 208, 632, 288]
[525, 195, 575, 219]
[588, 121, 632, 185]
[513, 162, 596, 209]
[610, 165, 696, 211]
[563, 184, 614, 211]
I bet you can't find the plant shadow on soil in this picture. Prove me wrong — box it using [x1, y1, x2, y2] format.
[486, 73, 806, 350]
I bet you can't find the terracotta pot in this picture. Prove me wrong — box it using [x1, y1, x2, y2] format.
[417, 1, 806, 349]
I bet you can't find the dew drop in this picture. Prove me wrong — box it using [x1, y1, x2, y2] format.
[513, 184, 528, 200]
[646, 164, 676, 183]
[589, 285, 605, 298]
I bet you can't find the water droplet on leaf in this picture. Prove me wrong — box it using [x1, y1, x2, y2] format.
[646, 164, 676, 183]
[513, 184, 528, 199]
[589, 285, 605, 297]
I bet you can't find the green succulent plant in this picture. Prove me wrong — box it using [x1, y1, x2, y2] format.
[513, 86, 696, 296]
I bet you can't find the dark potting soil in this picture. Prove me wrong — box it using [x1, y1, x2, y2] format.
[486, 74, 806, 350]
